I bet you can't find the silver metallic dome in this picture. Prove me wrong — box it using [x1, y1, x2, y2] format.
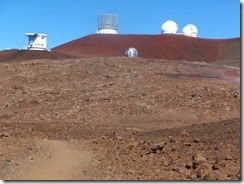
[125, 48, 138, 57]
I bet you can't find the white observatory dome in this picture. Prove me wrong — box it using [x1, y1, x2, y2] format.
[161, 20, 178, 34]
[182, 24, 198, 37]
[125, 48, 138, 57]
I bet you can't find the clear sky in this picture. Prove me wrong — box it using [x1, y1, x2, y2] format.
[0, 0, 240, 50]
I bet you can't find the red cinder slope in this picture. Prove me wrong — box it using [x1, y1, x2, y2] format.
[213, 38, 240, 67]
[52, 34, 240, 63]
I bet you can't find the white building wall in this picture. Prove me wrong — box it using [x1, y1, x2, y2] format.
[25, 33, 47, 50]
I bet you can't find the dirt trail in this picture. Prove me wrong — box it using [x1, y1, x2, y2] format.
[14, 140, 92, 180]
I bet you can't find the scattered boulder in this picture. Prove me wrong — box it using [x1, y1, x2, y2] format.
[225, 155, 233, 160]
[183, 141, 191, 146]
[192, 153, 207, 170]
[148, 142, 166, 154]
[212, 164, 219, 170]
[193, 153, 207, 165]
[0, 131, 11, 138]
[181, 130, 190, 136]
[193, 138, 200, 143]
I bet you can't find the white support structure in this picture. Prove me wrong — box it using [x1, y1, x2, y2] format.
[25, 33, 47, 50]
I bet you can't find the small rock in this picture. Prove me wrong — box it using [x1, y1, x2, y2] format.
[138, 140, 144, 145]
[227, 174, 234, 177]
[92, 140, 98, 144]
[28, 156, 34, 160]
[194, 138, 200, 143]
[0, 153, 3, 156]
[185, 164, 191, 170]
[127, 169, 136, 175]
[82, 170, 87, 175]
[27, 143, 37, 150]
[212, 164, 219, 170]
[29, 128, 34, 131]
[197, 170, 202, 178]
[149, 142, 166, 154]
[117, 136, 124, 141]
[156, 150, 161, 154]
[217, 161, 226, 167]
[169, 136, 177, 143]
[0, 131, 11, 138]
[192, 153, 207, 170]
[107, 165, 112, 170]
[193, 153, 207, 164]
[214, 146, 219, 150]
[171, 167, 180, 172]
[225, 155, 233, 160]
[183, 142, 191, 146]
[128, 142, 138, 149]
[110, 132, 122, 140]
[181, 130, 190, 136]
[163, 160, 170, 166]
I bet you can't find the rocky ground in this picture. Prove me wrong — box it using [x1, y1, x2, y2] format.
[0, 57, 240, 180]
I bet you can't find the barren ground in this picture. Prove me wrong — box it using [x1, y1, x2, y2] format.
[0, 57, 240, 180]
[52, 34, 240, 67]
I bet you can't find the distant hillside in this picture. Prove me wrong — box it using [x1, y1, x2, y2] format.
[213, 38, 240, 67]
[52, 34, 240, 66]
[0, 49, 77, 63]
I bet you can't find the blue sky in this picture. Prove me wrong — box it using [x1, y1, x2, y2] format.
[0, 0, 240, 50]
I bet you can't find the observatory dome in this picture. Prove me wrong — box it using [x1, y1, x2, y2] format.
[161, 20, 178, 34]
[97, 14, 119, 34]
[125, 48, 138, 57]
[182, 24, 198, 37]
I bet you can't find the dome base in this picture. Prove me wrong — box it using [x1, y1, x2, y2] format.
[97, 29, 118, 34]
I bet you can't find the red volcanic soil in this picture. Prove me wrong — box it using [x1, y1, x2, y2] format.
[0, 57, 240, 180]
[213, 38, 240, 67]
[52, 34, 240, 64]
[0, 49, 78, 63]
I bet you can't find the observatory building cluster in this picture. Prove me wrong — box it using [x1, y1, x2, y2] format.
[95, 14, 199, 38]
[24, 13, 199, 58]
[161, 20, 198, 37]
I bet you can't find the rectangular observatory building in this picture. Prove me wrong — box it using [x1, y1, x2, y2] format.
[25, 33, 47, 51]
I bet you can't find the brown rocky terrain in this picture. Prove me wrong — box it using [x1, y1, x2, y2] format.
[0, 55, 240, 180]
[0, 49, 77, 63]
